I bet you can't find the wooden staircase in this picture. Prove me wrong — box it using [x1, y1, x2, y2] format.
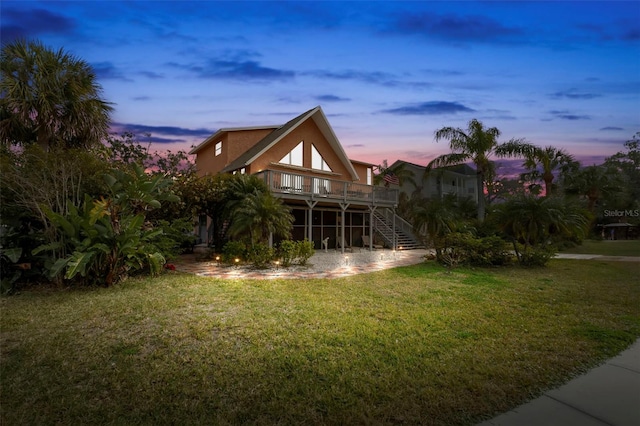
[372, 210, 423, 250]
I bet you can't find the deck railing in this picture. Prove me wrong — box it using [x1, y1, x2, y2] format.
[255, 169, 398, 206]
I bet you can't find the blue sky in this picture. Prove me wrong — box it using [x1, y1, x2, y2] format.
[2, 1, 639, 168]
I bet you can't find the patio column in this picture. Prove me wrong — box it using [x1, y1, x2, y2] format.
[368, 206, 377, 251]
[339, 202, 349, 254]
[305, 200, 317, 244]
[392, 206, 396, 251]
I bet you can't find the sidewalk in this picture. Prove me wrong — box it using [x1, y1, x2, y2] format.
[478, 339, 640, 426]
[554, 253, 640, 262]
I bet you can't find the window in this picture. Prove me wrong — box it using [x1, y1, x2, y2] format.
[240, 168, 246, 175]
[311, 144, 332, 172]
[215, 141, 222, 156]
[279, 141, 303, 167]
[366, 167, 372, 185]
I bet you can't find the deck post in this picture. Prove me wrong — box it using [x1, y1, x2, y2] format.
[392, 207, 396, 251]
[339, 202, 349, 254]
[368, 206, 376, 251]
[305, 200, 317, 244]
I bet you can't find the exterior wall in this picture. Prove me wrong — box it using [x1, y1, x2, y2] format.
[394, 161, 478, 203]
[195, 133, 229, 177]
[251, 118, 354, 181]
[195, 128, 274, 177]
[350, 161, 373, 185]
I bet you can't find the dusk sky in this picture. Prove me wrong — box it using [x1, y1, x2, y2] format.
[2, 1, 639, 168]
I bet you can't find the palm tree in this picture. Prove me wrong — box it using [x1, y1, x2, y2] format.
[428, 118, 522, 221]
[495, 142, 576, 196]
[0, 39, 113, 149]
[228, 190, 293, 247]
[411, 195, 465, 260]
[492, 195, 589, 263]
[563, 164, 623, 213]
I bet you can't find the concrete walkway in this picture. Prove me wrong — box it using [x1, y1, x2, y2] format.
[478, 339, 640, 426]
[174, 248, 430, 279]
[554, 253, 640, 262]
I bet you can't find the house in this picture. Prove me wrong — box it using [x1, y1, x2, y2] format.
[190, 106, 419, 251]
[389, 160, 479, 203]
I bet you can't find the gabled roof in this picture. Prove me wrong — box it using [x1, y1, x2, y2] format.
[188, 125, 280, 155]
[391, 159, 477, 176]
[219, 106, 360, 181]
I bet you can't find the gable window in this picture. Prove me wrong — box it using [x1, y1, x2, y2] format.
[366, 167, 372, 185]
[279, 141, 303, 167]
[311, 144, 332, 172]
[215, 141, 222, 156]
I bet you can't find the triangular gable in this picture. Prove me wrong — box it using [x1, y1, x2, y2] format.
[188, 125, 279, 155]
[221, 106, 359, 181]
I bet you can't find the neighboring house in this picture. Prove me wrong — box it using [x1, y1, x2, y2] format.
[389, 160, 479, 203]
[190, 106, 409, 250]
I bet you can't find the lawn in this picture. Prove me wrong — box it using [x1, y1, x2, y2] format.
[2, 260, 639, 425]
[561, 239, 640, 256]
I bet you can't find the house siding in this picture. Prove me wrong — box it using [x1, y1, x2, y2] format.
[195, 128, 275, 177]
[251, 118, 353, 181]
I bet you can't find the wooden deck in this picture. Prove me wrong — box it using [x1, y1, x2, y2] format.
[256, 169, 398, 207]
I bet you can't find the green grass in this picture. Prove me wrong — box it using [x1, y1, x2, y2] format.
[561, 239, 640, 256]
[2, 260, 639, 425]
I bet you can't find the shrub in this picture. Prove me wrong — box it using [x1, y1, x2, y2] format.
[440, 232, 513, 268]
[518, 246, 555, 267]
[248, 243, 275, 269]
[278, 240, 297, 267]
[294, 239, 315, 265]
[222, 241, 246, 264]
[153, 218, 197, 259]
[275, 239, 315, 267]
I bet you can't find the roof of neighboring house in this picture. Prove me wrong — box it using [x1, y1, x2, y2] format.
[189, 125, 280, 155]
[216, 106, 360, 181]
[390, 159, 477, 176]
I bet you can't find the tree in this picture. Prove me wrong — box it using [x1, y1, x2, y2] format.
[227, 189, 293, 247]
[428, 118, 522, 220]
[0, 39, 113, 149]
[563, 164, 623, 213]
[495, 142, 577, 196]
[411, 195, 467, 260]
[34, 164, 180, 286]
[492, 195, 590, 265]
[605, 134, 640, 210]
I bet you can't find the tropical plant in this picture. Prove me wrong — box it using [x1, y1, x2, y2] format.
[491, 195, 590, 265]
[604, 134, 640, 213]
[428, 118, 523, 220]
[34, 164, 179, 286]
[227, 189, 293, 247]
[563, 164, 623, 213]
[495, 142, 577, 196]
[0, 39, 113, 149]
[411, 195, 467, 260]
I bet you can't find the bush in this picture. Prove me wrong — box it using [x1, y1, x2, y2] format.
[222, 241, 246, 264]
[294, 239, 315, 265]
[153, 218, 197, 259]
[248, 243, 275, 269]
[277, 240, 297, 267]
[518, 246, 555, 267]
[275, 239, 315, 267]
[440, 233, 513, 268]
